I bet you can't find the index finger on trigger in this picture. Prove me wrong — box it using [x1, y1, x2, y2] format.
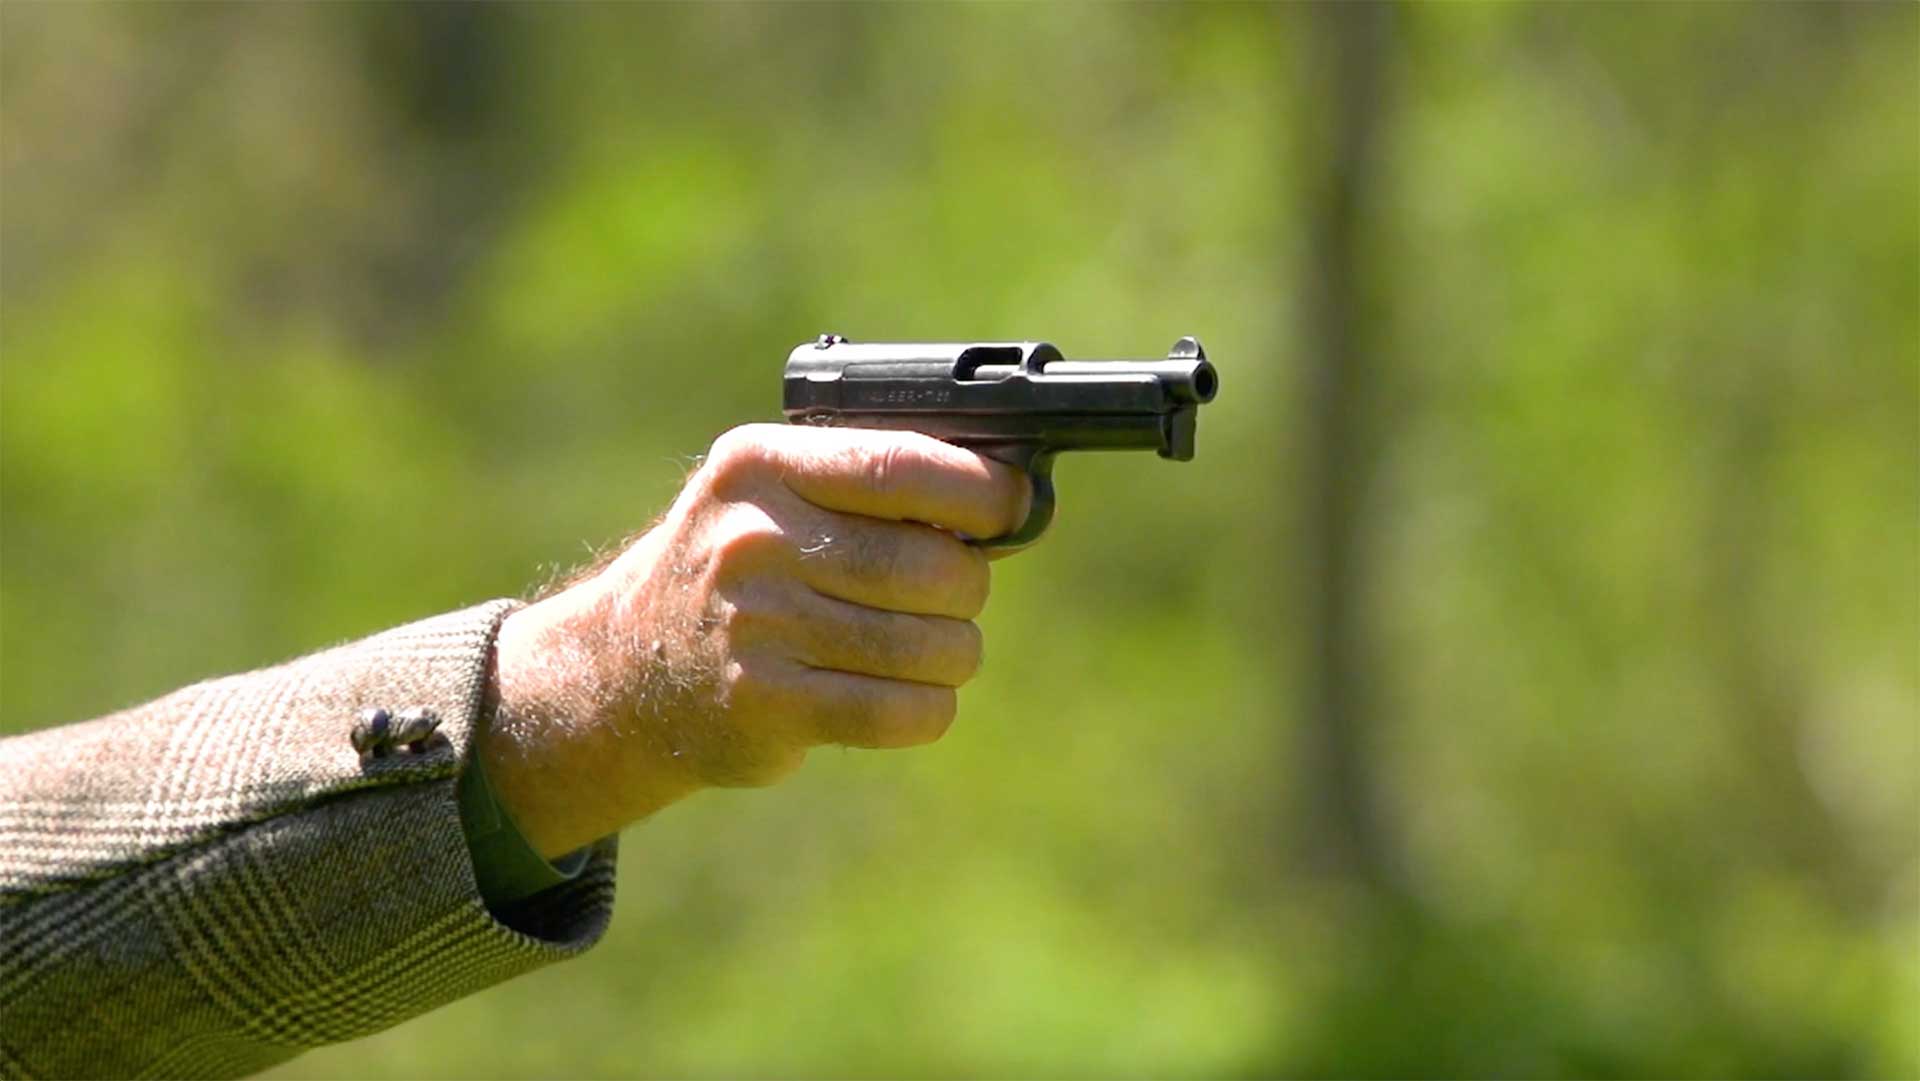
[771, 426, 1032, 541]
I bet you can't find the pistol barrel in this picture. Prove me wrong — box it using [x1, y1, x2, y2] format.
[974, 358, 1218, 404]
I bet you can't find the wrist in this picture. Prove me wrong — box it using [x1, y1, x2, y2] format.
[482, 587, 704, 859]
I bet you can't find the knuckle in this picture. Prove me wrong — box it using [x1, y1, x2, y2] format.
[709, 506, 788, 573]
[726, 655, 790, 715]
[703, 664, 806, 787]
[870, 688, 918, 737]
[729, 653, 773, 692]
[828, 683, 886, 748]
[704, 425, 777, 491]
[829, 680, 956, 748]
[841, 525, 906, 586]
[846, 613, 903, 673]
[950, 547, 992, 618]
[718, 588, 782, 645]
[862, 441, 913, 497]
[881, 687, 938, 740]
[951, 621, 985, 683]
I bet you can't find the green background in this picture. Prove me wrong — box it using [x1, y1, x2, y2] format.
[2, 4, 1914, 1077]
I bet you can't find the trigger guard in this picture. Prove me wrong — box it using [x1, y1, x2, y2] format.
[971, 450, 1056, 551]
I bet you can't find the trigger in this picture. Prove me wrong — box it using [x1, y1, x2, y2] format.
[972, 453, 1057, 551]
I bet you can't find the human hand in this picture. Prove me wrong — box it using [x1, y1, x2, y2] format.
[479, 424, 1032, 858]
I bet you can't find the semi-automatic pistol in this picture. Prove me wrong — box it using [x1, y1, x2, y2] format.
[783, 335, 1218, 548]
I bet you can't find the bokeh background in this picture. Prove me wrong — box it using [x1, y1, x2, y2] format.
[3, 3, 1915, 1077]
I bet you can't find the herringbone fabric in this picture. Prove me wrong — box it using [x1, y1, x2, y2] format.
[0, 601, 618, 1079]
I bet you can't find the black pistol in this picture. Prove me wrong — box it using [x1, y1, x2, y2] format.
[783, 335, 1218, 549]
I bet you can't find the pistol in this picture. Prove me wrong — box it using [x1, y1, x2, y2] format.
[783, 334, 1218, 548]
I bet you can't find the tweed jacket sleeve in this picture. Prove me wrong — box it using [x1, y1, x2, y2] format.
[0, 601, 619, 1080]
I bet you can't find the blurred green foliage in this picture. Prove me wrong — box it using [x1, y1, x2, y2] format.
[2, 4, 1914, 1077]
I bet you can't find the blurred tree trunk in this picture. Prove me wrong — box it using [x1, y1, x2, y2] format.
[1698, 363, 1870, 910]
[350, 3, 524, 343]
[1679, 11, 1876, 910]
[1293, 1, 1405, 897]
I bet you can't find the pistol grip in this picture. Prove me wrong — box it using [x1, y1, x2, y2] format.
[971, 447, 1057, 551]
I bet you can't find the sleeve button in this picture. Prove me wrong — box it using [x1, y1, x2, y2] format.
[392, 707, 441, 753]
[352, 707, 393, 758]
